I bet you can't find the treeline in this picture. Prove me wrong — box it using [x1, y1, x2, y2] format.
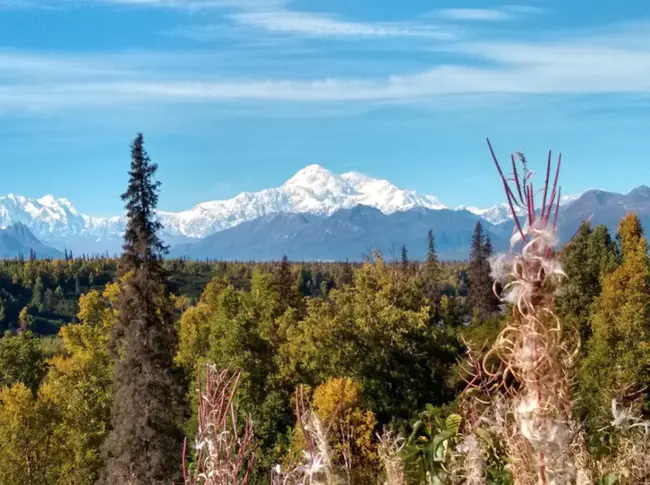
[0, 249, 470, 335]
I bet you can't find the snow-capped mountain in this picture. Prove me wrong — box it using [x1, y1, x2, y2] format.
[156, 164, 446, 239]
[0, 164, 586, 254]
[457, 193, 583, 225]
[0, 193, 123, 242]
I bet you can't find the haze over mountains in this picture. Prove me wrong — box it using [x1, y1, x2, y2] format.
[0, 164, 647, 260]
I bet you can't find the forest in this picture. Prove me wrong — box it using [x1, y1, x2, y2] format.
[0, 134, 647, 485]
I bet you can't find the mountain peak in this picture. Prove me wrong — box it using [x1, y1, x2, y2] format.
[340, 171, 374, 189]
[283, 164, 337, 188]
[627, 185, 650, 199]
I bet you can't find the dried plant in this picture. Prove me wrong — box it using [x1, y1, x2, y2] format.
[377, 429, 407, 485]
[271, 386, 346, 485]
[476, 139, 585, 484]
[454, 339, 495, 485]
[593, 398, 650, 483]
[181, 365, 255, 485]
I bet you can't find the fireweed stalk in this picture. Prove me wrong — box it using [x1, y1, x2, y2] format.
[482, 139, 584, 485]
[180, 365, 255, 485]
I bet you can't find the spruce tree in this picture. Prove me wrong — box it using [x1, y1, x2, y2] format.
[468, 221, 498, 316]
[420, 230, 441, 317]
[400, 244, 409, 272]
[273, 255, 300, 311]
[338, 258, 354, 288]
[99, 133, 182, 485]
[558, 221, 618, 343]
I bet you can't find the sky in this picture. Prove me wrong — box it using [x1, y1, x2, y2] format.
[0, 0, 650, 216]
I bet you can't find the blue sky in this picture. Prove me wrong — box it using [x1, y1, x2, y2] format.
[0, 0, 650, 216]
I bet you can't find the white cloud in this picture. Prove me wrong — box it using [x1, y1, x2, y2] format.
[436, 8, 514, 22]
[433, 5, 543, 22]
[2, 22, 650, 111]
[229, 10, 454, 39]
[0, 0, 286, 10]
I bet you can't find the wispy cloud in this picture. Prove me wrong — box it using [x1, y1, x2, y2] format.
[229, 9, 454, 39]
[1, 16, 650, 113]
[432, 5, 544, 22]
[0, 0, 286, 10]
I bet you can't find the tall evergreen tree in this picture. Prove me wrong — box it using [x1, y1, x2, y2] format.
[338, 258, 354, 288]
[400, 244, 409, 272]
[30, 276, 44, 310]
[468, 221, 498, 316]
[426, 229, 438, 267]
[99, 133, 182, 485]
[273, 255, 300, 311]
[558, 221, 618, 343]
[420, 230, 441, 317]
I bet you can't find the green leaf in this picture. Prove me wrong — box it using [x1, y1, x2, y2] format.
[432, 430, 455, 461]
[475, 427, 495, 449]
[444, 413, 462, 435]
[599, 474, 619, 485]
[407, 420, 426, 444]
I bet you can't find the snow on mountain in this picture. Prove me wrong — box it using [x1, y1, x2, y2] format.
[157, 164, 447, 238]
[0, 164, 588, 253]
[0, 193, 125, 252]
[457, 193, 584, 225]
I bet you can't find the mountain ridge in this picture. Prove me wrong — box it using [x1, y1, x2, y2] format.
[0, 164, 592, 254]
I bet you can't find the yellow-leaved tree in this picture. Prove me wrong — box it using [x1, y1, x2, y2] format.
[581, 212, 650, 429]
[39, 282, 119, 485]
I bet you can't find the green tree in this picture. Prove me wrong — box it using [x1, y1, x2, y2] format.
[468, 221, 498, 316]
[400, 244, 409, 273]
[280, 257, 460, 422]
[31, 276, 44, 310]
[18, 306, 32, 332]
[273, 255, 301, 312]
[99, 133, 183, 485]
[338, 259, 354, 288]
[41, 285, 117, 485]
[580, 213, 650, 429]
[0, 330, 46, 393]
[0, 383, 58, 485]
[558, 221, 618, 343]
[419, 230, 441, 318]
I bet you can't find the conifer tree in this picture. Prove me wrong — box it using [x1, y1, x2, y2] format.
[420, 229, 441, 316]
[273, 255, 300, 311]
[580, 212, 650, 428]
[338, 258, 354, 288]
[558, 221, 618, 342]
[468, 221, 498, 316]
[426, 229, 438, 267]
[400, 244, 409, 272]
[99, 133, 182, 485]
[31, 276, 44, 310]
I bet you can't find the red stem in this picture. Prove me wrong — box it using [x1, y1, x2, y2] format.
[487, 138, 527, 243]
[511, 153, 525, 207]
[540, 150, 551, 221]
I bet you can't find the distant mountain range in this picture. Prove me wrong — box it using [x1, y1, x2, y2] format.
[0, 164, 647, 261]
[171, 185, 650, 261]
[0, 223, 62, 259]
